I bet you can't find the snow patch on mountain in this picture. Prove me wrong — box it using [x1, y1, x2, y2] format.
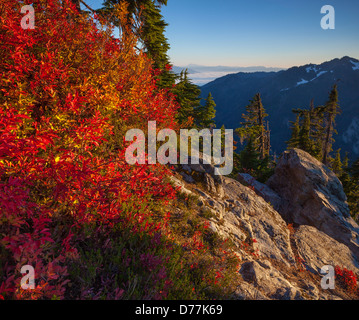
[296, 79, 308, 86]
[351, 60, 359, 71]
[306, 66, 319, 73]
[295, 70, 328, 87]
[312, 70, 328, 80]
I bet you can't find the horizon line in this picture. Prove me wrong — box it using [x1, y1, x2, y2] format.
[171, 55, 359, 70]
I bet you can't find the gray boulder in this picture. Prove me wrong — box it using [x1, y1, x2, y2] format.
[294, 225, 359, 274]
[267, 148, 359, 258]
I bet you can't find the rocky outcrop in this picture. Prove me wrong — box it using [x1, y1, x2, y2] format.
[238, 260, 304, 300]
[221, 177, 295, 266]
[173, 149, 359, 300]
[238, 173, 282, 209]
[294, 225, 359, 274]
[267, 148, 359, 257]
[175, 161, 295, 266]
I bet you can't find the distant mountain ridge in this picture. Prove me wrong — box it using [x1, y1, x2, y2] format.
[172, 65, 284, 85]
[200, 56, 359, 160]
[176, 64, 284, 73]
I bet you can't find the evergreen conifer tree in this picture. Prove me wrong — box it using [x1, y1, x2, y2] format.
[344, 157, 359, 221]
[287, 114, 300, 148]
[340, 152, 352, 187]
[195, 92, 216, 129]
[173, 70, 201, 125]
[332, 149, 343, 175]
[236, 93, 272, 181]
[308, 103, 325, 160]
[322, 85, 340, 165]
[288, 114, 300, 148]
[287, 88, 339, 164]
[352, 158, 359, 179]
[101, 0, 175, 88]
[298, 110, 312, 153]
[236, 93, 270, 160]
[239, 138, 261, 173]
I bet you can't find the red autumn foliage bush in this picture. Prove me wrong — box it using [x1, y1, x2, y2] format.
[0, 0, 178, 299]
[335, 266, 358, 293]
[0, 0, 241, 300]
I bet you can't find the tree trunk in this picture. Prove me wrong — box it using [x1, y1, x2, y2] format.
[322, 112, 334, 165]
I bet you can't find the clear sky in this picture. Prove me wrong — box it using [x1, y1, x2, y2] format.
[83, 0, 359, 68]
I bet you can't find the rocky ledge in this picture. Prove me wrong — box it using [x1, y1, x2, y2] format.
[172, 148, 359, 300]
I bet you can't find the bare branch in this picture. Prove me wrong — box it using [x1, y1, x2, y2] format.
[79, 0, 96, 13]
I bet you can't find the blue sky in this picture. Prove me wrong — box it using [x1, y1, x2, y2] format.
[83, 0, 359, 68]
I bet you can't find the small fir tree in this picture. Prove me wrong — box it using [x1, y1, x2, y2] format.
[195, 92, 216, 129]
